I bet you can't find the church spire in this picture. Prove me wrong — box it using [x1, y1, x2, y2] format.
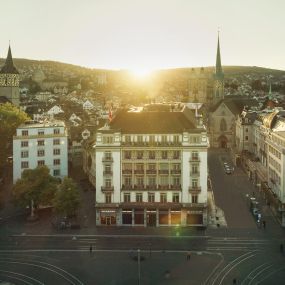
[0, 44, 19, 74]
[215, 32, 223, 75]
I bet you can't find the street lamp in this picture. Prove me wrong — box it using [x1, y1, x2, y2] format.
[137, 248, 141, 285]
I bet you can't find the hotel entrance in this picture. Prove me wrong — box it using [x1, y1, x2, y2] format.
[100, 210, 116, 225]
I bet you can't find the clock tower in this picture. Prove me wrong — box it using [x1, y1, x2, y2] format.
[0, 45, 20, 106]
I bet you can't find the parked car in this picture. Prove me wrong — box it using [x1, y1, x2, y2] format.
[225, 166, 232, 174]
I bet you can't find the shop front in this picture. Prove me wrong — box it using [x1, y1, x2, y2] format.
[99, 210, 117, 225]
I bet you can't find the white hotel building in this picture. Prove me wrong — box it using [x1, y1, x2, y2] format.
[84, 105, 209, 226]
[13, 120, 68, 183]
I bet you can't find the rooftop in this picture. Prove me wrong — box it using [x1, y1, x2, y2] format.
[18, 120, 65, 129]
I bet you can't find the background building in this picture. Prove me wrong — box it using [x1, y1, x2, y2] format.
[13, 120, 68, 183]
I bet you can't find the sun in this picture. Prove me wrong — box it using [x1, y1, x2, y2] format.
[129, 67, 153, 78]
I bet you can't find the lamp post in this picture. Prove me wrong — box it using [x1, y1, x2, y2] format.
[137, 249, 141, 285]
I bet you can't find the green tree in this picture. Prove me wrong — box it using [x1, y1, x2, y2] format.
[12, 166, 59, 218]
[0, 103, 30, 168]
[53, 177, 81, 218]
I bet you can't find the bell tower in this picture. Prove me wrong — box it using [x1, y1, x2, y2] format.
[0, 45, 20, 106]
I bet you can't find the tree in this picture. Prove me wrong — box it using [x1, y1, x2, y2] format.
[53, 177, 81, 218]
[12, 166, 59, 218]
[0, 103, 30, 168]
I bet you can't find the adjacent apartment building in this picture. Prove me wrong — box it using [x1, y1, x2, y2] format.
[236, 108, 285, 226]
[83, 105, 209, 227]
[13, 120, 68, 183]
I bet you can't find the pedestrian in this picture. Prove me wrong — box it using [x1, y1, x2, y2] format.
[232, 278, 237, 284]
[280, 244, 284, 253]
[89, 245, 93, 254]
[262, 220, 266, 229]
[187, 251, 191, 261]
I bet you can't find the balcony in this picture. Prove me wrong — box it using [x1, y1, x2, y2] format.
[189, 157, 200, 162]
[188, 186, 201, 193]
[134, 169, 144, 174]
[146, 169, 157, 174]
[171, 169, 181, 175]
[190, 171, 200, 176]
[159, 170, 169, 175]
[122, 169, 132, 174]
[133, 184, 145, 190]
[103, 170, 113, 175]
[148, 156, 156, 160]
[101, 186, 114, 192]
[121, 184, 133, 190]
[124, 156, 132, 160]
[102, 157, 113, 162]
[136, 156, 144, 160]
[161, 156, 168, 160]
[173, 156, 180, 160]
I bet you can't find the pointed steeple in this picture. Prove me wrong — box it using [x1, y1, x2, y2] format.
[215, 32, 223, 76]
[268, 82, 272, 100]
[1, 45, 19, 74]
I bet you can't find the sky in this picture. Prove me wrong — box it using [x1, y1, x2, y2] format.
[1, 0, 285, 72]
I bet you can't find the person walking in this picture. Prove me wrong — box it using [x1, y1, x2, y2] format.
[262, 220, 266, 229]
[89, 245, 93, 255]
[280, 244, 284, 254]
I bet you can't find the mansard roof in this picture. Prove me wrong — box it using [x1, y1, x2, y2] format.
[0, 46, 19, 74]
[109, 109, 197, 134]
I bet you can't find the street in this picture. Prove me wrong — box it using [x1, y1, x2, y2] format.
[0, 149, 285, 284]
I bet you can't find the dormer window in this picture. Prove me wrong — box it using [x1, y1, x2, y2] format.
[103, 136, 113, 144]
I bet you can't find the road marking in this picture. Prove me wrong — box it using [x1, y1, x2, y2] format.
[0, 269, 44, 285]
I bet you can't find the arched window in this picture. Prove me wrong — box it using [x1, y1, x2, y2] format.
[220, 118, 227, 131]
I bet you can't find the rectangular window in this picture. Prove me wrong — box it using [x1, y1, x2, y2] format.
[103, 136, 113, 144]
[136, 193, 143, 203]
[124, 177, 132, 186]
[173, 135, 179, 143]
[37, 140, 45, 146]
[137, 151, 143, 159]
[105, 179, 111, 187]
[192, 179, 198, 188]
[53, 139, 60, 145]
[191, 195, 198, 203]
[38, 160, 45, 166]
[136, 177, 144, 186]
[21, 141, 28, 147]
[148, 193, 155, 203]
[136, 163, 144, 171]
[124, 193, 130, 203]
[149, 135, 155, 144]
[245, 136, 248, 141]
[148, 177, 156, 186]
[161, 135, 167, 143]
[38, 129, 45, 135]
[53, 149, 60, 155]
[191, 165, 198, 174]
[105, 193, 111, 203]
[53, 159, 60, 165]
[22, 130, 28, 136]
[124, 151, 131, 159]
[173, 150, 180, 159]
[173, 177, 180, 186]
[161, 151, 168, 159]
[192, 151, 199, 160]
[173, 164, 180, 170]
[53, 169, 60, 176]
[37, 150, 45, 157]
[172, 193, 179, 203]
[21, 161, 29, 169]
[160, 193, 167, 203]
[104, 151, 112, 160]
[125, 135, 131, 143]
[54, 128, 60, 134]
[21, 151, 28, 158]
[149, 150, 155, 159]
[148, 164, 156, 170]
[137, 135, 143, 143]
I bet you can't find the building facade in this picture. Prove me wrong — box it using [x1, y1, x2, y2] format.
[83, 106, 209, 227]
[0, 46, 20, 106]
[13, 120, 68, 183]
[235, 108, 285, 226]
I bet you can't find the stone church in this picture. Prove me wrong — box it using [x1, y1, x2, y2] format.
[0, 45, 20, 106]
